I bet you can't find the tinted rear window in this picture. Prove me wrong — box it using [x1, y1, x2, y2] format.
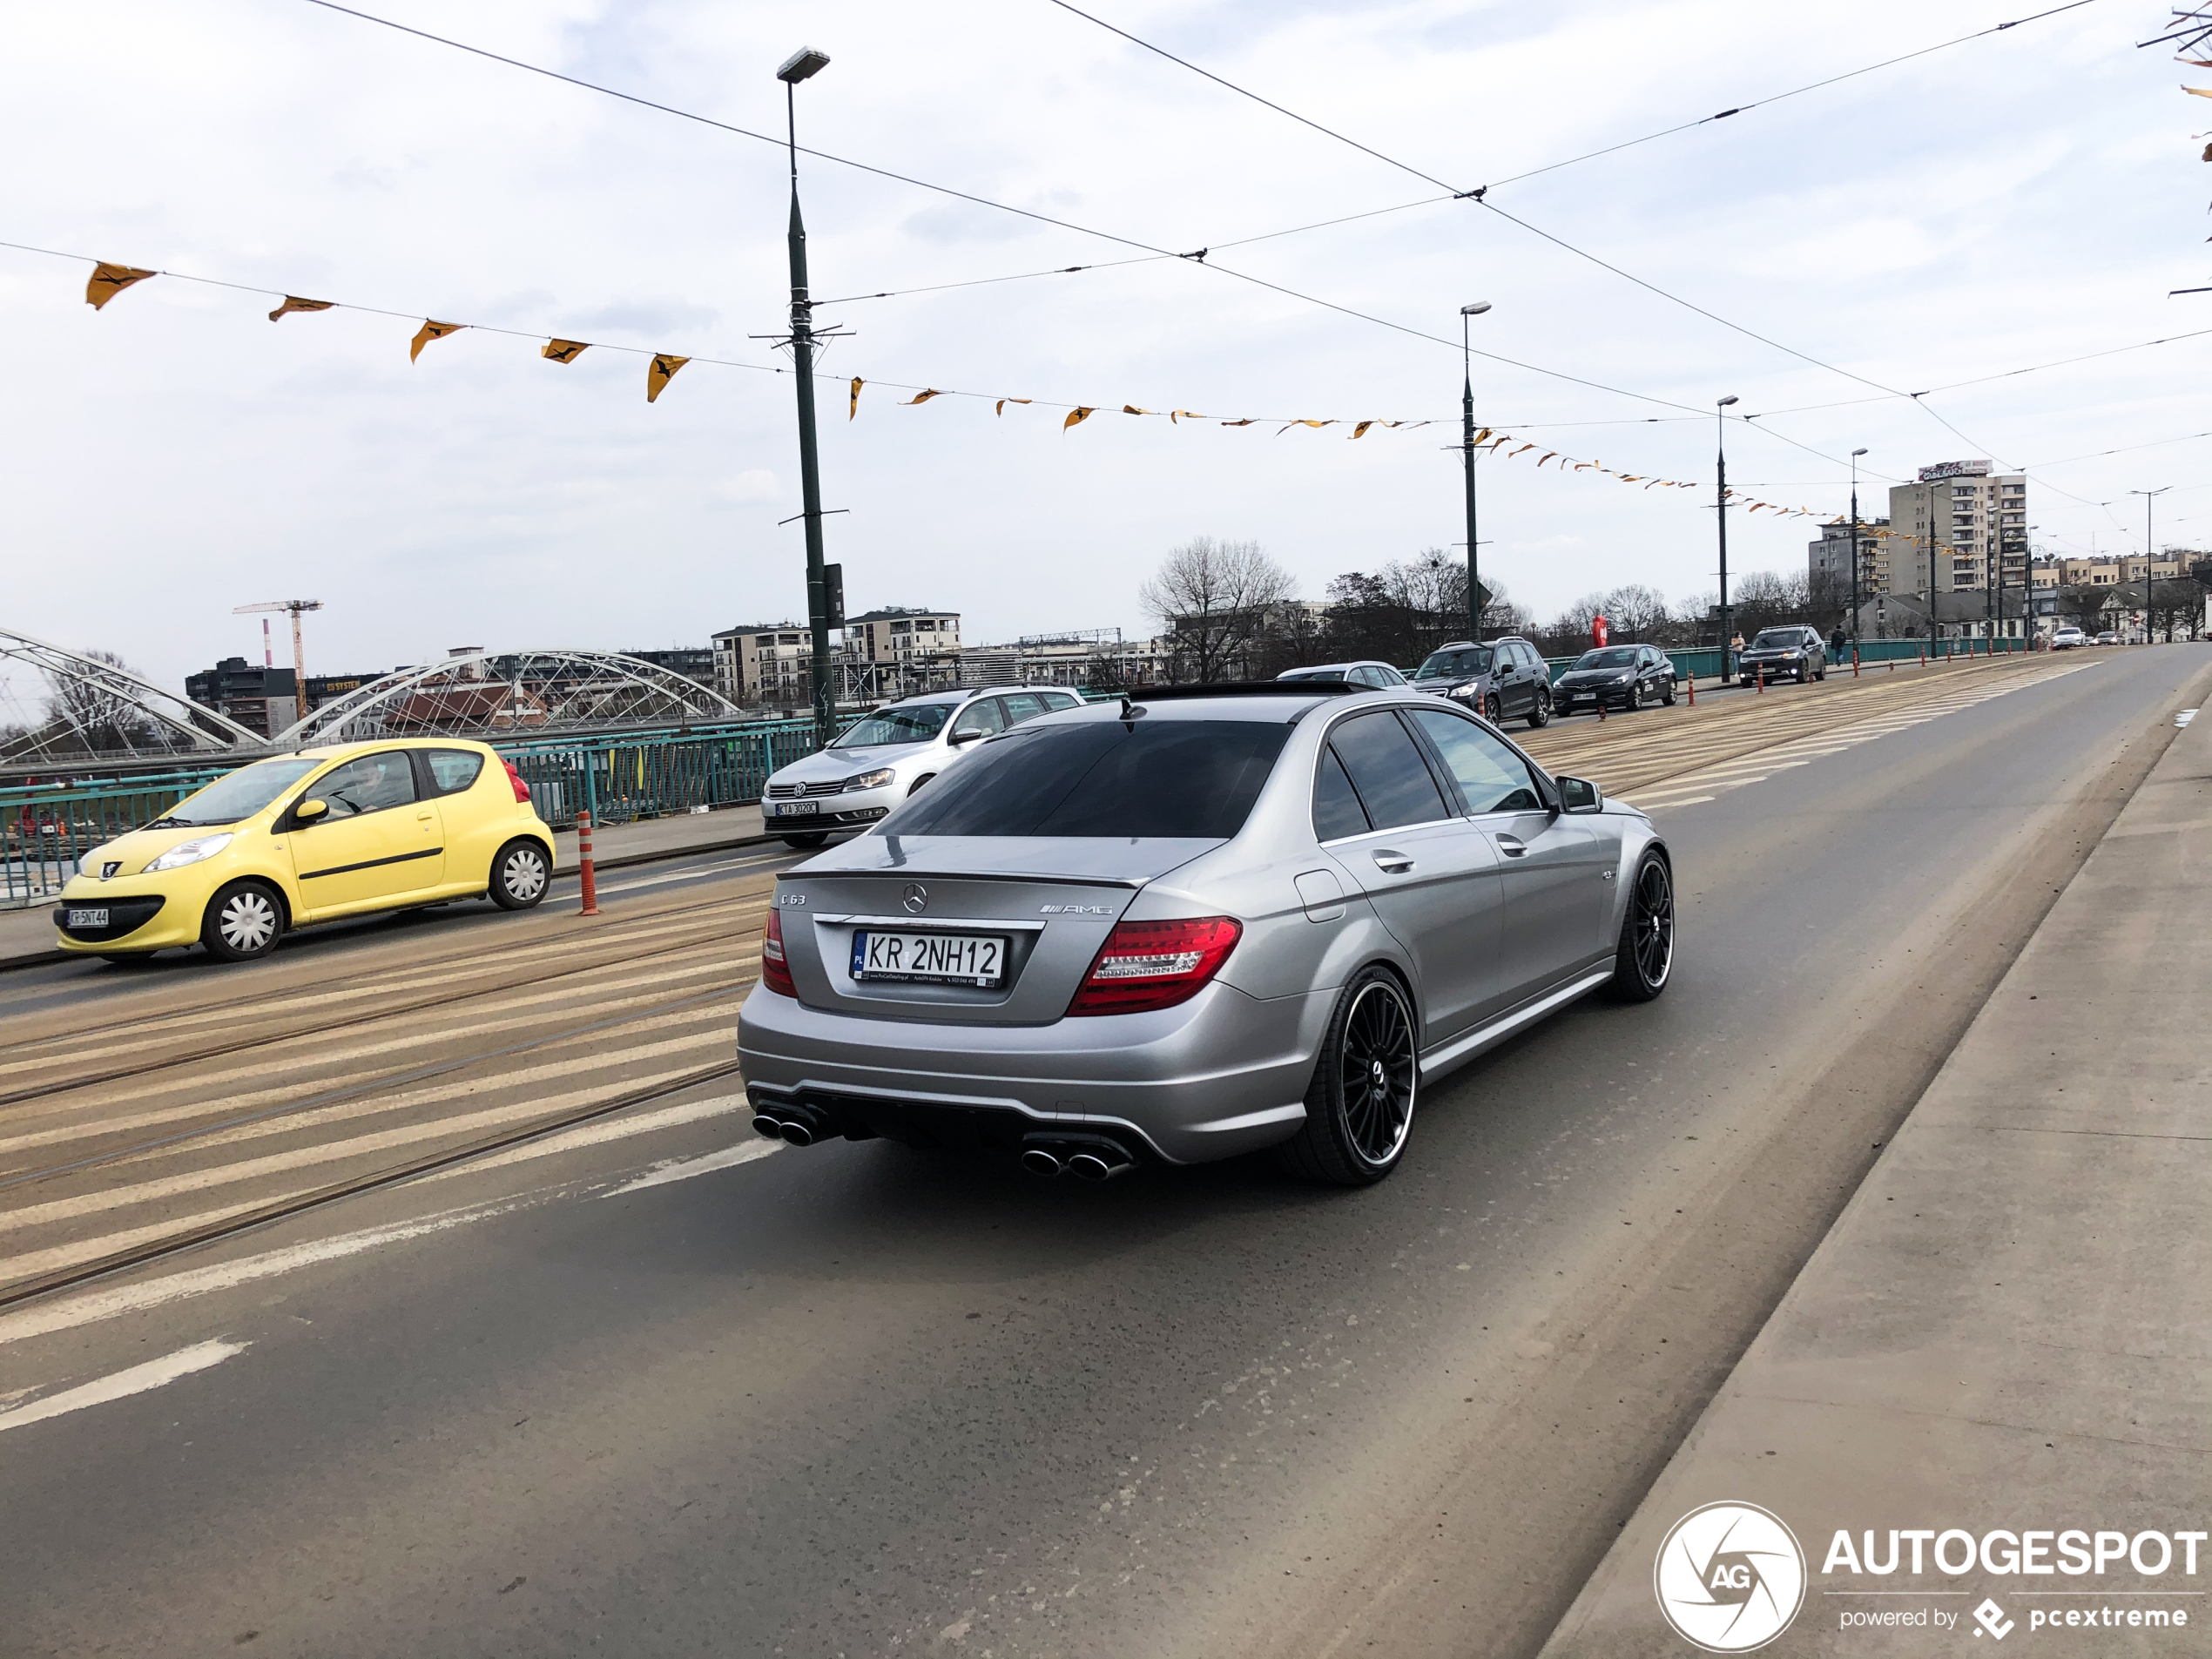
[882, 719, 1291, 839]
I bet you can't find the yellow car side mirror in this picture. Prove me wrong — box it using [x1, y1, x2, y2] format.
[293, 798, 329, 826]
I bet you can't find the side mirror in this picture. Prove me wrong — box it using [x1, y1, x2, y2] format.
[948, 729, 983, 745]
[1557, 776, 1602, 814]
[293, 798, 329, 826]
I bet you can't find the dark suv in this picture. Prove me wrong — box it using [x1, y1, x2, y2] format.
[1409, 636, 1552, 729]
[1737, 625, 1829, 685]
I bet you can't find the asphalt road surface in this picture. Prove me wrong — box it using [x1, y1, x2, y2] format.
[1, 646, 2203, 1659]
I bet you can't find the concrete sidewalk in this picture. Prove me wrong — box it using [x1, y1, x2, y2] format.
[0, 801, 775, 971]
[1541, 699, 2210, 1652]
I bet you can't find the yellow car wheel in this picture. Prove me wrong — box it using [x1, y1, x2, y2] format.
[489, 840, 551, 911]
[202, 880, 285, 962]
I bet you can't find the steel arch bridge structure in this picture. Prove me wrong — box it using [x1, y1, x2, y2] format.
[0, 628, 264, 764]
[273, 649, 746, 748]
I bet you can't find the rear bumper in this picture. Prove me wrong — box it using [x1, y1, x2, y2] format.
[736, 979, 1328, 1164]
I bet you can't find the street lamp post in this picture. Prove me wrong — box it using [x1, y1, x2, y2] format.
[2131, 487, 2170, 644]
[1716, 395, 1738, 683]
[777, 45, 837, 750]
[1849, 448, 1868, 659]
[1460, 302, 1492, 643]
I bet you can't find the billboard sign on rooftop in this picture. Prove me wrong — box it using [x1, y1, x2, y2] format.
[1918, 459, 1992, 482]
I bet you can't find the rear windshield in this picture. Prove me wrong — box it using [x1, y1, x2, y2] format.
[1413, 646, 1492, 680]
[832, 703, 954, 748]
[881, 719, 1291, 839]
[1574, 648, 1639, 669]
[152, 757, 321, 827]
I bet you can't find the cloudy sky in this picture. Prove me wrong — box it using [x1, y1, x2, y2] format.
[2, 0, 2203, 694]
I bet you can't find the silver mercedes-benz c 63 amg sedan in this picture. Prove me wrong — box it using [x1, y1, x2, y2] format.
[737, 680, 1673, 1186]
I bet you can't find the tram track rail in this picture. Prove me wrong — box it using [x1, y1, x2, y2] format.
[0, 1056, 747, 1313]
[0, 891, 770, 1110]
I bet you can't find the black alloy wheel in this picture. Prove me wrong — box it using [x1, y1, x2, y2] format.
[1662, 675, 1677, 706]
[489, 840, 551, 910]
[1278, 968, 1419, 1186]
[1608, 852, 1675, 1002]
[1526, 687, 1551, 729]
[201, 880, 284, 962]
[1483, 694, 1502, 724]
[781, 831, 829, 849]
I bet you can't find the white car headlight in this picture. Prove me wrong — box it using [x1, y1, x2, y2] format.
[142, 833, 235, 873]
[846, 767, 896, 792]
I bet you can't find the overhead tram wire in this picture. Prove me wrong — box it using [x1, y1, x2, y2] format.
[1040, 0, 2107, 466]
[291, 0, 1730, 422]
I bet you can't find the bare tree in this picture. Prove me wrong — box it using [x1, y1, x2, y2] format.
[1598, 583, 1671, 641]
[42, 649, 166, 755]
[1141, 537, 1295, 682]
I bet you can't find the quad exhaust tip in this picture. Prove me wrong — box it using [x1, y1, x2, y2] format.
[1020, 1139, 1136, 1181]
[752, 1113, 819, 1146]
[751, 1115, 786, 1142]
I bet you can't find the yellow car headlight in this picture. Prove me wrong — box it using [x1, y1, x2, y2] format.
[143, 832, 236, 872]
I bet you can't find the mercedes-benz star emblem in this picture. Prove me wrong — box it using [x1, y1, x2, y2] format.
[902, 882, 928, 915]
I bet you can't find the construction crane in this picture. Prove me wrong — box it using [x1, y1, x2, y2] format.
[233, 600, 324, 708]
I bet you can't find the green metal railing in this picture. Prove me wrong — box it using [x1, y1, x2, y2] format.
[0, 716, 829, 908]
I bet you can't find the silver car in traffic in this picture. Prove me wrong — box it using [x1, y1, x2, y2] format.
[738, 683, 1673, 1185]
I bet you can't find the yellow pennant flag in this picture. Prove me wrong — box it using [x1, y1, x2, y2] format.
[85, 262, 155, 310]
[1219, 418, 1256, 427]
[268, 295, 334, 322]
[995, 397, 1032, 415]
[646, 354, 689, 403]
[1277, 419, 1332, 435]
[1064, 406, 1094, 430]
[409, 320, 463, 362]
[1510, 442, 1534, 456]
[1170, 409, 1204, 422]
[2186, 84, 2212, 97]
[1351, 421, 1375, 439]
[1123, 404, 1152, 416]
[543, 338, 589, 362]
[850, 378, 864, 419]
[1472, 427, 1493, 445]
[1536, 452, 1558, 467]
[902, 388, 943, 405]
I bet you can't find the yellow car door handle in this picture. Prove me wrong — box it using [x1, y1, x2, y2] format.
[416, 810, 435, 821]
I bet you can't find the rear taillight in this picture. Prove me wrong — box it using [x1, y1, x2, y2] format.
[1067, 916, 1242, 1017]
[502, 759, 532, 803]
[761, 907, 796, 996]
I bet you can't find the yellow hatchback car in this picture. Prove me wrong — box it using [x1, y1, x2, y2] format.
[53, 739, 556, 963]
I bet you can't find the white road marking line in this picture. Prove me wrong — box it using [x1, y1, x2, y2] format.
[0, 1196, 543, 1348]
[0, 1096, 774, 1348]
[3, 1187, 323, 1283]
[1636, 795, 1714, 812]
[0, 1338, 248, 1433]
[422, 1092, 758, 1183]
[1, 957, 746, 1120]
[3, 1001, 738, 1160]
[0, 1062, 718, 1235]
[9, 910, 760, 1064]
[596, 1136, 780, 1197]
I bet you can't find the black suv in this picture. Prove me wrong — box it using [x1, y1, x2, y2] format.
[1409, 636, 1553, 729]
[1737, 625, 1829, 685]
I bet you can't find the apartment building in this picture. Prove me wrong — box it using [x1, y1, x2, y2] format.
[709, 622, 813, 705]
[840, 607, 963, 698]
[1887, 461, 2028, 608]
[2049, 554, 2188, 587]
[1808, 515, 1893, 596]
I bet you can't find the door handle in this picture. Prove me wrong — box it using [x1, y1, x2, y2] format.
[1494, 834, 1527, 859]
[416, 810, 435, 821]
[1372, 849, 1415, 873]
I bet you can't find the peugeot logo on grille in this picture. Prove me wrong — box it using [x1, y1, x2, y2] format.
[902, 882, 928, 915]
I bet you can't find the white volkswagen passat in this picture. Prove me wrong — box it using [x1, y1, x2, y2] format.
[760, 686, 1087, 847]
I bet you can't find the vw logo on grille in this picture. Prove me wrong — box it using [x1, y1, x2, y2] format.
[902, 882, 928, 915]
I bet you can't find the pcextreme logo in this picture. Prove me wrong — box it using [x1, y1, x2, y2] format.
[1655, 1502, 1808, 1653]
